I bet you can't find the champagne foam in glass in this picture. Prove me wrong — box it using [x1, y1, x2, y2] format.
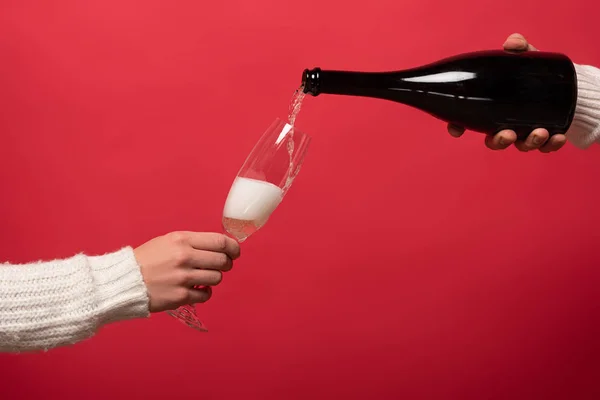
[222, 177, 283, 242]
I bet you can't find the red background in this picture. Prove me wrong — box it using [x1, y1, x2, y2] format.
[1, 0, 600, 399]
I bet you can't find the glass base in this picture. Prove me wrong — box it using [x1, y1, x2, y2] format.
[167, 304, 208, 332]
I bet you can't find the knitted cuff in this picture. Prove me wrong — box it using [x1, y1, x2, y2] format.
[566, 64, 600, 149]
[88, 247, 150, 325]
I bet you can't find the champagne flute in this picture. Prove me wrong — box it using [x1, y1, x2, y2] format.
[167, 118, 311, 331]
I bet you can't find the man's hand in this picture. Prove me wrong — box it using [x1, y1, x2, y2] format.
[448, 33, 568, 153]
[133, 231, 240, 313]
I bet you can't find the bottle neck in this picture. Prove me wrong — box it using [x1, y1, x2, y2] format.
[302, 68, 395, 97]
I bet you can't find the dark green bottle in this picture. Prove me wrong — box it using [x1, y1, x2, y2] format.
[302, 50, 578, 139]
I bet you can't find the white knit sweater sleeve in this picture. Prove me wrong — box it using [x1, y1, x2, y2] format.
[0, 247, 150, 353]
[566, 63, 600, 149]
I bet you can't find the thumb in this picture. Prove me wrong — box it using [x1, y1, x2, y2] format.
[503, 33, 538, 52]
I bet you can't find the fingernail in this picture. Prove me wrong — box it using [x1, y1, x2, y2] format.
[532, 135, 542, 145]
[498, 137, 505, 146]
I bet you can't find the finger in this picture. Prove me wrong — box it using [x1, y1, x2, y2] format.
[187, 286, 213, 304]
[447, 123, 465, 138]
[503, 33, 528, 52]
[183, 232, 241, 260]
[186, 269, 223, 287]
[523, 128, 550, 150]
[539, 134, 567, 153]
[503, 33, 537, 52]
[187, 249, 233, 271]
[485, 130, 516, 150]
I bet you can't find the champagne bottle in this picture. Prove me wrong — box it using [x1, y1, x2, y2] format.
[301, 50, 578, 139]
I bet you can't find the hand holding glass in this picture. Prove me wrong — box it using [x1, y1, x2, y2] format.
[167, 118, 311, 331]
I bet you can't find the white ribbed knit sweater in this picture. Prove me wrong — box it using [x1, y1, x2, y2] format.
[566, 64, 600, 149]
[1, 63, 600, 355]
[0, 247, 149, 353]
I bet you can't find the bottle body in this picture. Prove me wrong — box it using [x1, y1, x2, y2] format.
[302, 50, 578, 139]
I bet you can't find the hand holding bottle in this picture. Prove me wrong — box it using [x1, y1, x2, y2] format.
[447, 33, 568, 153]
